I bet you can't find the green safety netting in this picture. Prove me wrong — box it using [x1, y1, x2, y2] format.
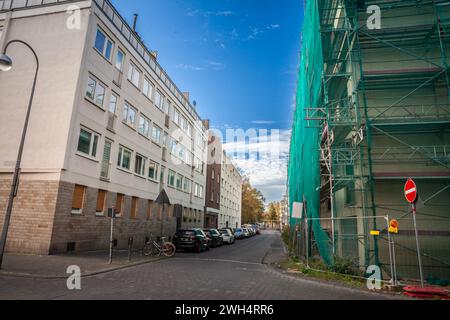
[288, 0, 333, 266]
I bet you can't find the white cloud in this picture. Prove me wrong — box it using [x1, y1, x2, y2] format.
[177, 60, 226, 72]
[223, 129, 291, 203]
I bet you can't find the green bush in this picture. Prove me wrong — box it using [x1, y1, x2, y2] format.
[329, 256, 362, 276]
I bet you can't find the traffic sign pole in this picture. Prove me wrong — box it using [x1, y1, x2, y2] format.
[404, 179, 424, 288]
[412, 203, 424, 287]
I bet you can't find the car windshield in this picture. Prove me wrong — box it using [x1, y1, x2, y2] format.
[196, 229, 206, 236]
[235, 228, 242, 232]
[178, 230, 194, 236]
[219, 230, 228, 235]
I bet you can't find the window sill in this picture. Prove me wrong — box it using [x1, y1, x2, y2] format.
[148, 178, 159, 184]
[71, 210, 83, 215]
[127, 78, 141, 92]
[151, 140, 162, 148]
[117, 167, 132, 175]
[84, 97, 106, 112]
[138, 132, 151, 141]
[96, 212, 106, 217]
[93, 47, 113, 66]
[134, 173, 147, 180]
[76, 152, 99, 163]
[122, 121, 136, 131]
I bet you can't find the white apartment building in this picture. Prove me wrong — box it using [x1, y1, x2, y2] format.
[0, 0, 207, 254]
[219, 152, 242, 229]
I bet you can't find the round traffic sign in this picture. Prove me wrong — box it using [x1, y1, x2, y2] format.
[404, 179, 417, 204]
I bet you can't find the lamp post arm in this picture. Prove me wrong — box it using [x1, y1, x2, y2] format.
[0, 40, 39, 269]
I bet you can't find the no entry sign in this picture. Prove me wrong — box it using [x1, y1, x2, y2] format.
[404, 179, 418, 204]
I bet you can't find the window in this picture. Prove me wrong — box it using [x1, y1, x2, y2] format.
[96, 190, 107, 215]
[77, 127, 99, 158]
[122, 102, 137, 127]
[164, 100, 171, 115]
[135, 154, 146, 176]
[117, 145, 132, 170]
[154, 90, 164, 110]
[94, 28, 113, 61]
[127, 62, 141, 88]
[116, 194, 124, 215]
[115, 49, 125, 71]
[72, 185, 86, 214]
[131, 197, 138, 219]
[148, 161, 159, 181]
[183, 178, 191, 193]
[212, 169, 215, 180]
[176, 174, 183, 190]
[194, 183, 199, 197]
[86, 76, 106, 107]
[199, 185, 204, 198]
[138, 115, 151, 137]
[143, 78, 154, 100]
[109, 93, 118, 114]
[173, 108, 180, 125]
[180, 116, 187, 132]
[152, 125, 162, 145]
[168, 170, 176, 187]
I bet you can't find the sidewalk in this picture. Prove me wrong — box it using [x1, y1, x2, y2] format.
[0, 250, 162, 279]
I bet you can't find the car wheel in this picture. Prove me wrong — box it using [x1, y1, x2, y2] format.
[194, 241, 202, 254]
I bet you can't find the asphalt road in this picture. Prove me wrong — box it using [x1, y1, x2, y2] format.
[0, 230, 399, 300]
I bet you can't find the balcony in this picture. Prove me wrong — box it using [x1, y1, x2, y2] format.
[107, 112, 117, 132]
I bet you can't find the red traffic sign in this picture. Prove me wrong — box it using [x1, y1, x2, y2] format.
[404, 179, 418, 204]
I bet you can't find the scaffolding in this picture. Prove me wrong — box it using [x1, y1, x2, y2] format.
[289, 0, 450, 283]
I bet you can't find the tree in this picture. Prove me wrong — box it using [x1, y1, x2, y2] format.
[241, 178, 265, 224]
[265, 202, 281, 229]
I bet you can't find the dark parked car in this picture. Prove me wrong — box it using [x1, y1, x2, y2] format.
[204, 229, 223, 248]
[173, 229, 208, 253]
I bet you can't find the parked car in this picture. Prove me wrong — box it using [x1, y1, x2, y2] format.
[234, 228, 245, 239]
[204, 229, 224, 248]
[219, 229, 235, 244]
[173, 229, 208, 253]
[242, 228, 251, 238]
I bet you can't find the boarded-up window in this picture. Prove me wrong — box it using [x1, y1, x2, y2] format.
[147, 200, 154, 220]
[72, 185, 86, 213]
[157, 204, 162, 221]
[131, 197, 138, 219]
[96, 190, 107, 214]
[116, 194, 124, 215]
[168, 205, 174, 221]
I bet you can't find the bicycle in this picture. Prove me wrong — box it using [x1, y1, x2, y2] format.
[143, 235, 176, 257]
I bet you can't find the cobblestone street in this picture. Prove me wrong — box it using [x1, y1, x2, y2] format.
[0, 231, 400, 300]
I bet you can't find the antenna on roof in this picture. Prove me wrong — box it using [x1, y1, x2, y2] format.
[193, 100, 197, 107]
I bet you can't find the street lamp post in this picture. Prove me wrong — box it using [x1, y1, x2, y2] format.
[0, 40, 39, 269]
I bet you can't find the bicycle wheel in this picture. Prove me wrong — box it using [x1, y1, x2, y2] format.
[162, 242, 176, 257]
[143, 243, 153, 256]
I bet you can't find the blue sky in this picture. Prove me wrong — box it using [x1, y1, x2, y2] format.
[111, 0, 304, 203]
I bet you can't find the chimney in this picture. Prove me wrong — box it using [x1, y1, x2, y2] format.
[183, 92, 190, 101]
[202, 120, 210, 130]
[133, 14, 138, 33]
[150, 51, 158, 60]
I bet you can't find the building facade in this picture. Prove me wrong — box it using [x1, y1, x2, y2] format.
[0, 0, 207, 254]
[289, 0, 450, 281]
[203, 122, 222, 229]
[219, 152, 242, 229]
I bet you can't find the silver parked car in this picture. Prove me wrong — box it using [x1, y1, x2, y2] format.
[219, 229, 235, 244]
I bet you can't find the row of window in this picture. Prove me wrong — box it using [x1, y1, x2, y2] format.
[86, 75, 204, 173]
[76, 126, 204, 198]
[94, 27, 206, 149]
[94, 24, 203, 126]
[85, 74, 205, 173]
[72, 184, 204, 221]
